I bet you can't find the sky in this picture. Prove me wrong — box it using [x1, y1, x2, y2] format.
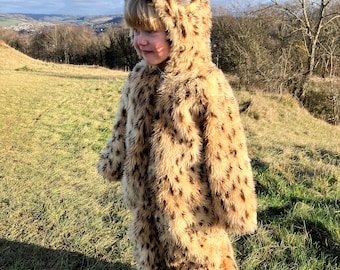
[0, 0, 266, 16]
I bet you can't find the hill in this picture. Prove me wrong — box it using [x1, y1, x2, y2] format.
[0, 42, 339, 269]
[0, 13, 123, 32]
[0, 39, 126, 76]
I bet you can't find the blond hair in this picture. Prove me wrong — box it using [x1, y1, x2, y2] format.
[124, 0, 164, 31]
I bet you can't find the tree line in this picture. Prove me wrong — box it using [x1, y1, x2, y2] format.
[0, 24, 139, 71]
[1, 0, 339, 125]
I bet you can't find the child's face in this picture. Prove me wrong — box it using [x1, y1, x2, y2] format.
[133, 28, 170, 67]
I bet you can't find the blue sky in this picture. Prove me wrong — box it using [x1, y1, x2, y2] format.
[0, 0, 266, 16]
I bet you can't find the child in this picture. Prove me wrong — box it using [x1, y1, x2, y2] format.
[97, 0, 257, 269]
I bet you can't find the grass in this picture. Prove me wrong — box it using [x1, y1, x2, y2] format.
[0, 41, 133, 269]
[0, 20, 21, 27]
[234, 91, 340, 269]
[1, 40, 339, 269]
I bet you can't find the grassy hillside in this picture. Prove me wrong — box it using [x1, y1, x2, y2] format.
[0, 14, 31, 27]
[0, 13, 123, 30]
[1, 40, 339, 269]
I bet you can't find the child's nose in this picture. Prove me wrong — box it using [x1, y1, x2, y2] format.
[137, 33, 147, 45]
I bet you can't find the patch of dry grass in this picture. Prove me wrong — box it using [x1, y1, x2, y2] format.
[237, 91, 339, 186]
[0, 42, 134, 269]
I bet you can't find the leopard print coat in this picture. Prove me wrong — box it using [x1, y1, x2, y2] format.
[97, 0, 257, 269]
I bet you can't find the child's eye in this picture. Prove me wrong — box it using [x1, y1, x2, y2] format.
[133, 28, 140, 34]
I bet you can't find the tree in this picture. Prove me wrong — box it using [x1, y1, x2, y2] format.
[317, 15, 340, 124]
[0, 28, 29, 53]
[271, 0, 340, 101]
[29, 24, 99, 65]
[211, 5, 286, 91]
[211, 8, 240, 73]
[103, 27, 138, 71]
[115, 29, 139, 71]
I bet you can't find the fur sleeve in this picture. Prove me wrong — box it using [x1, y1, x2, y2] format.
[204, 74, 257, 235]
[97, 86, 127, 182]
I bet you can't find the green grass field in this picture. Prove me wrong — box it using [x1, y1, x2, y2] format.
[1, 40, 339, 269]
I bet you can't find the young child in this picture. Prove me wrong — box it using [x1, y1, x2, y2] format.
[97, 0, 257, 269]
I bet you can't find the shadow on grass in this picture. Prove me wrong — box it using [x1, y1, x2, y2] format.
[292, 218, 340, 262]
[247, 153, 340, 267]
[0, 239, 135, 270]
[256, 197, 340, 265]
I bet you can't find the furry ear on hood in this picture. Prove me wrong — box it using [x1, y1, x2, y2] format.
[151, 0, 212, 70]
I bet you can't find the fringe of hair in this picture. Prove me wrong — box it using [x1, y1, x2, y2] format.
[124, 0, 164, 31]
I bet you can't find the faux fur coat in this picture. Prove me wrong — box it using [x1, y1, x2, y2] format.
[97, 0, 257, 269]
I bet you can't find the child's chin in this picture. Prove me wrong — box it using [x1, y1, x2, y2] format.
[144, 60, 160, 66]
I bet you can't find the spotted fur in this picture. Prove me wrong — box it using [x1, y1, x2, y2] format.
[97, 0, 257, 269]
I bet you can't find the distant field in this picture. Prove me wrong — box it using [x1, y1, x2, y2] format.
[0, 19, 22, 27]
[0, 41, 339, 269]
[0, 13, 31, 27]
[0, 13, 123, 28]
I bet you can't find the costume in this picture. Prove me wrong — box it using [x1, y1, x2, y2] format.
[97, 0, 257, 269]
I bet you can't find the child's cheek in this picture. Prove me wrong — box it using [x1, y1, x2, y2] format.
[133, 44, 141, 56]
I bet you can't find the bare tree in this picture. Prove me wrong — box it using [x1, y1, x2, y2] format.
[318, 19, 340, 124]
[214, 5, 288, 92]
[0, 28, 30, 53]
[211, 8, 240, 73]
[271, 0, 340, 101]
[102, 26, 138, 71]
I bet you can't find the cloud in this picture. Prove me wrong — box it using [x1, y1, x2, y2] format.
[0, 0, 65, 14]
[0, 0, 264, 15]
[70, 0, 125, 14]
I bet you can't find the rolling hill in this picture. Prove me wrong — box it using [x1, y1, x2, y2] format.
[0, 13, 123, 32]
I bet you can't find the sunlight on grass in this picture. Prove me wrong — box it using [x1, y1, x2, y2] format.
[0, 42, 135, 269]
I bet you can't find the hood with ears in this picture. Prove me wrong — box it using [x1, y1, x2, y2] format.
[152, 0, 213, 71]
